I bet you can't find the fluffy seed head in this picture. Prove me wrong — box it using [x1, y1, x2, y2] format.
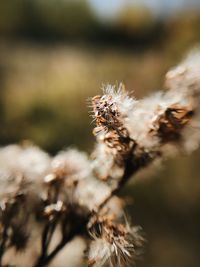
[88, 216, 143, 267]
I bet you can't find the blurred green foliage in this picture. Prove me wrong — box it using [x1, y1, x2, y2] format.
[0, 0, 200, 50]
[0, 0, 98, 40]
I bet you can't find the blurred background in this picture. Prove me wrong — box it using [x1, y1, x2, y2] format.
[0, 0, 200, 266]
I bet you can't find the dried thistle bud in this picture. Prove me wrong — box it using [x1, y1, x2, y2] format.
[92, 94, 121, 134]
[49, 149, 91, 186]
[42, 149, 92, 214]
[157, 104, 194, 142]
[91, 86, 135, 182]
[87, 215, 144, 267]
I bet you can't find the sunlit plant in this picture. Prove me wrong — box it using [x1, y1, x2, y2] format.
[0, 53, 200, 267]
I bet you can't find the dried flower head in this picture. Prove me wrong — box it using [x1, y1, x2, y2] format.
[88, 215, 143, 267]
[91, 86, 135, 183]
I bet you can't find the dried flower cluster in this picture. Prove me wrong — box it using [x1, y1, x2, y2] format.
[0, 53, 200, 267]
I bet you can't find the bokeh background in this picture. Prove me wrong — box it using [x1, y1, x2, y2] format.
[0, 0, 200, 266]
